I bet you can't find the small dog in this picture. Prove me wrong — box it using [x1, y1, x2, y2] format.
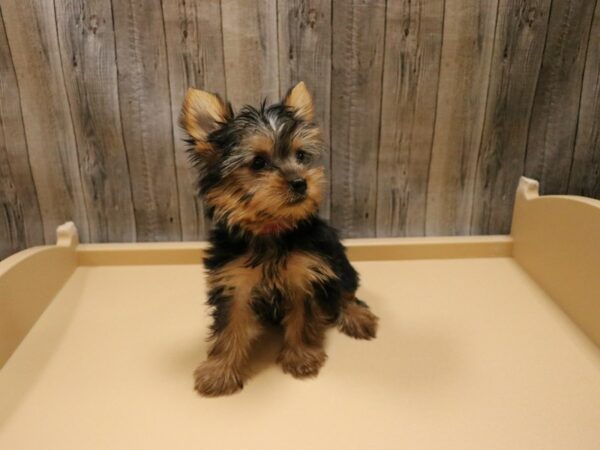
[181, 82, 379, 396]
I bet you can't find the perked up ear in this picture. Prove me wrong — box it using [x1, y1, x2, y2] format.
[283, 82, 314, 122]
[180, 88, 231, 156]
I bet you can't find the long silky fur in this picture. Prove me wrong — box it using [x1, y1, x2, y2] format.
[182, 86, 379, 396]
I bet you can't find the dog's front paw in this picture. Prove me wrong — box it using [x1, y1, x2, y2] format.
[278, 347, 327, 379]
[194, 360, 244, 397]
[338, 301, 379, 340]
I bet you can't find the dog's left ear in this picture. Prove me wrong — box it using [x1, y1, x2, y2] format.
[181, 88, 231, 158]
[284, 82, 314, 122]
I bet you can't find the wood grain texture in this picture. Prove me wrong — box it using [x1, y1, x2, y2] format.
[2, 0, 600, 258]
[375, 0, 444, 237]
[471, 0, 552, 235]
[425, 0, 499, 235]
[568, 0, 600, 199]
[112, 0, 181, 241]
[278, 0, 332, 219]
[162, 0, 226, 240]
[525, 0, 596, 195]
[55, 0, 136, 243]
[1, 0, 90, 243]
[0, 9, 44, 259]
[331, 0, 386, 238]
[221, 0, 279, 107]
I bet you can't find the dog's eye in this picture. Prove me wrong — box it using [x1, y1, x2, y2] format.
[296, 150, 310, 164]
[251, 156, 268, 171]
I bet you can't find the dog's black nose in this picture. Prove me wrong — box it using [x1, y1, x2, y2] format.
[290, 178, 307, 195]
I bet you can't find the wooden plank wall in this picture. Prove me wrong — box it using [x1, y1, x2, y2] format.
[1, 0, 599, 258]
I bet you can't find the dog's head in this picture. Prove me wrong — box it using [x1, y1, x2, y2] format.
[181, 82, 325, 235]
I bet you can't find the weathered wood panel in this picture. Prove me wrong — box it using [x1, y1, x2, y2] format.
[425, 0, 499, 236]
[55, 0, 136, 243]
[0, 9, 44, 259]
[375, 0, 444, 237]
[278, 0, 332, 219]
[569, 1, 600, 199]
[331, 0, 386, 238]
[162, 0, 226, 240]
[221, 0, 279, 107]
[471, 0, 552, 235]
[2, 0, 600, 259]
[525, 0, 596, 195]
[112, 0, 181, 241]
[1, 0, 90, 243]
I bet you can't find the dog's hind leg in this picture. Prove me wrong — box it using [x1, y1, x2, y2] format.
[337, 292, 379, 340]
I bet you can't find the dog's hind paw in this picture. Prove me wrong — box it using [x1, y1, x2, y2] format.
[338, 299, 379, 340]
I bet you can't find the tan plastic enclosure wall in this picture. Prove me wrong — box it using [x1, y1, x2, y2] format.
[0, 224, 78, 365]
[512, 178, 600, 347]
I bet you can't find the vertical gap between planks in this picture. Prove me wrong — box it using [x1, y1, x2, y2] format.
[52, 0, 91, 241]
[522, 0, 555, 181]
[109, 0, 138, 241]
[345, 0, 356, 236]
[567, 0, 599, 189]
[219, 0, 228, 100]
[159, 0, 183, 240]
[275, 0, 281, 98]
[374, 0, 388, 237]
[328, 0, 334, 221]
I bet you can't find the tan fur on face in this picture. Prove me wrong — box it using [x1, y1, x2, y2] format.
[243, 133, 274, 156]
[205, 166, 325, 234]
[291, 126, 322, 152]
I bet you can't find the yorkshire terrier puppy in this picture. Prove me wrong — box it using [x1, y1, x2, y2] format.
[181, 82, 379, 396]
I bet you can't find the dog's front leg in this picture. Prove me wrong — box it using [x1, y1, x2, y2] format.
[194, 295, 262, 396]
[194, 262, 263, 397]
[278, 298, 328, 378]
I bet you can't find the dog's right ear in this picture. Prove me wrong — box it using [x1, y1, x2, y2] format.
[180, 88, 231, 157]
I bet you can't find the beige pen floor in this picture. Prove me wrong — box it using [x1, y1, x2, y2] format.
[1, 257, 600, 449]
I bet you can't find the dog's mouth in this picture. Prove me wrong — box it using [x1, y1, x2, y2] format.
[252, 204, 307, 235]
[287, 193, 307, 205]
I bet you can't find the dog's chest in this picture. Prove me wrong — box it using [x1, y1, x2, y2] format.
[249, 250, 334, 323]
[254, 252, 310, 296]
